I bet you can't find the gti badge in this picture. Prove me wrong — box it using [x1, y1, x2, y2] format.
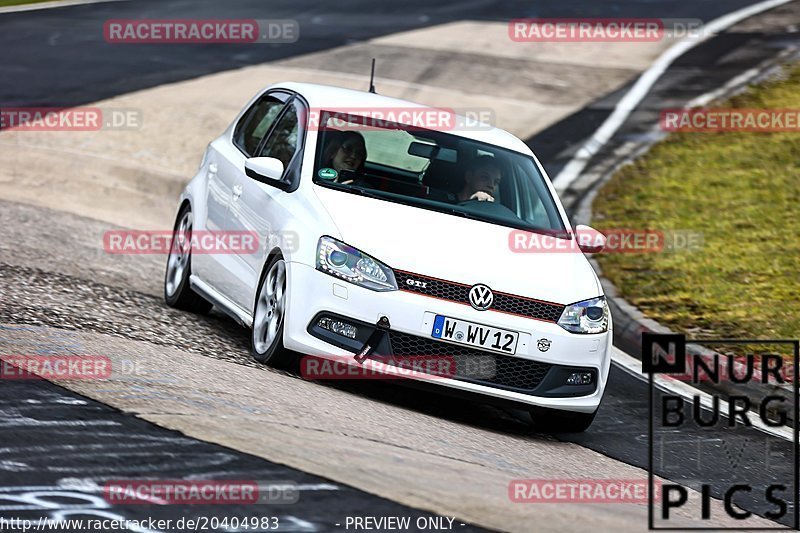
[405, 278, 427, 289]
[468, 284, 494, 311]
[537, 338, 551, 352]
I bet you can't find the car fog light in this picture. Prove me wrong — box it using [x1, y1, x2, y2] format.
[318, 317, 357, 339]
[566, 372, 593, 385]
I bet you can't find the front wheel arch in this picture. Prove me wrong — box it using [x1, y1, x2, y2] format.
[253, 246, 286, 313]
[250, 250, 293, 367]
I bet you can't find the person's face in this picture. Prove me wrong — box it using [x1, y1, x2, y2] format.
[332, 139, 366, 172]
[465, 164, 502, 193]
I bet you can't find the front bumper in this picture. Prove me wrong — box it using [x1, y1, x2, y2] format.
[282, 261, 612, 413]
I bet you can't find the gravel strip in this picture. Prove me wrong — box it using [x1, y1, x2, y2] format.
[0, 262, 258, 368]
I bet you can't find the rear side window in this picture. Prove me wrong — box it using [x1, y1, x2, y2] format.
[233, 96, 285, 156]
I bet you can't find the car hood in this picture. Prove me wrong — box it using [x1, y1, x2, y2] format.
[313, 186, 601, 305]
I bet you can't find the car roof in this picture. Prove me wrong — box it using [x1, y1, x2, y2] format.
[269, 81, 534, 156]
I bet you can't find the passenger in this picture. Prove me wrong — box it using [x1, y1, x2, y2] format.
[457, 155, 502, 202]
[322, 131, 367, 179]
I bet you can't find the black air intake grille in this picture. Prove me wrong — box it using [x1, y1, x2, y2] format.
[387, 331, 552, 393]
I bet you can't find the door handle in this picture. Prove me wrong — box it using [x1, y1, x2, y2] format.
[232, 184, 243, 201]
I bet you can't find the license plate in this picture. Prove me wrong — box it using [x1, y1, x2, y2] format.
[431, 315, 519, 355]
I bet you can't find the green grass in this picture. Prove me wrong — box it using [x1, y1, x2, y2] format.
[592, 62, 800, 340]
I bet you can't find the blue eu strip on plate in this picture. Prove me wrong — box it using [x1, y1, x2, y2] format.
[432, 315, 445, 338]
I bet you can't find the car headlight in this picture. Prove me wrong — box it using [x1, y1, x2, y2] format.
[557, 296, 609, 334]
[316, 236, 397, 292]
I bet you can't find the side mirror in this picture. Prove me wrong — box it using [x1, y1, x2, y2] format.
[244, 157, 287, 189]
[574, 224, 606, 254]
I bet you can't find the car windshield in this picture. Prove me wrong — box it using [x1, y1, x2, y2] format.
[312, 111, 566, 235]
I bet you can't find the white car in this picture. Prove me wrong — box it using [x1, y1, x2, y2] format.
[165, 82, 611, 432]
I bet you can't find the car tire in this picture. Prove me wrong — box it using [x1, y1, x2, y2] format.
[251, 255, 294, 368]
[164, 205, 213, 314]
[529, 406, 597, 433]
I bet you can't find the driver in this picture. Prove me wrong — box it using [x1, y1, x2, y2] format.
[457, 155, 502, 202]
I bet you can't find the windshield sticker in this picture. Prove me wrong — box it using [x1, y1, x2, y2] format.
[318, 167, 338, 180]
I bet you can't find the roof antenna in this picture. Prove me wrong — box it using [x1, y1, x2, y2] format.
[368, 58, 377, 94]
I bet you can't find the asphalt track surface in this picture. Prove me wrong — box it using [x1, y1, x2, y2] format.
[0, 0, 766, 109]
[0, 371, 485, 532]
[2, 1, 800, 532]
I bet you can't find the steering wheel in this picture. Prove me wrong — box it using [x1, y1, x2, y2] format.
[456, 196, 522, 221]
[457, 191, 495, 204]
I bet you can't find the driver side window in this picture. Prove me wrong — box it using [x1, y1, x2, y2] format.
[258, 101, 300, 171]
[233, 95, 286, 156]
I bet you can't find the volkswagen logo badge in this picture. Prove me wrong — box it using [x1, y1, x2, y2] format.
[468, 284, 494, 311]
[537, 338, 551, 352]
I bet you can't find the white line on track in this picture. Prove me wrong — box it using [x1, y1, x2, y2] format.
[611, 347, 794, 442]
[0, 0, 126, 15]
[551, 0, 796, 192]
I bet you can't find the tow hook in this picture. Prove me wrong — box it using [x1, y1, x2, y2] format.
[354, 315, 391, 363]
